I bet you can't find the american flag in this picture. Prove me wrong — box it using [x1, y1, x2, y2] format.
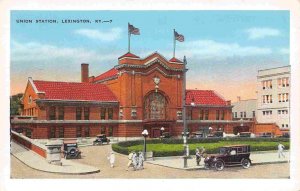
[128, 23, 140, 35]
[175, 31, 184, 42]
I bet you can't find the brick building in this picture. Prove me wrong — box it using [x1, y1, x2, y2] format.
[11, 52, 254, 140]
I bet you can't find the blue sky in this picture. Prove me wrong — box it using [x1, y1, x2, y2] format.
[11, 11, 290, 101]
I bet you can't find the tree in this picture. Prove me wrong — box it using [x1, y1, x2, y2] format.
[10, 93, 24, 115]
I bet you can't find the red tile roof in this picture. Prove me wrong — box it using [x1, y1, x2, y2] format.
[33, 80, 118, 102]
[93, 68, 118, 82]
[118, 52, 140, 59]
[169, 57, 183, 63]
[186, 90, 227, 106]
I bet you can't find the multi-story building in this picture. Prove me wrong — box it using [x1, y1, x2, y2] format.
[256, 65, 290, 133]
[11, 52, 253, 140]
[232, 97, 257, 121]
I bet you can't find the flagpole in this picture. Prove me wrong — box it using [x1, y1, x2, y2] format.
[173, 29, 176, 58]
[128, 23, 131, 53]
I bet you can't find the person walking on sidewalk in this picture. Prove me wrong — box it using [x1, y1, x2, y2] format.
[278, 142, 285, 158]
[107, 151, 115, 168]
[195, 147, 201, 166]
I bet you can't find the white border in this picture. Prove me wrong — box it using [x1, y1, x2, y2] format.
[1, 0, 300, 191]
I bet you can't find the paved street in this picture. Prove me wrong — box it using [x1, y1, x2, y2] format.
[11, 144, 289, 179]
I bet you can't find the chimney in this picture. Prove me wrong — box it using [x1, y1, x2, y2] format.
[81, 63, 89, 83]
[237, 96, 241, 102]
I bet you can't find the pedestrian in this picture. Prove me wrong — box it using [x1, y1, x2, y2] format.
[126, 151, 134, 171]
[137, 151, 145, 170]
[195, 147, 201, 166]
[107, 151, 115, 168]
[278, 142, 285, 158]
[132, 152, 138, 170]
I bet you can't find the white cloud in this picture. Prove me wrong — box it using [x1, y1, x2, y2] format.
[11, 40, 120, 63]
[245, 27, 281, 40]
[74, 28, 122, 41]
[279, 48, 290, 55]
[177, 40, 272, 59]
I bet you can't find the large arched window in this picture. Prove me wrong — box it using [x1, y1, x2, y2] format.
[144, 92, 167, 120]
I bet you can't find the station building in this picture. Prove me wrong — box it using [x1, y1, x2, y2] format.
[11, 52, 255, 140]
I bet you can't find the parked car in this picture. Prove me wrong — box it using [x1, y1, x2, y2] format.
[161, 132, 171, 138]
[259, 132, 273, 138]
[204, 145, 251, 171]
[191, 131, 204, 138]
[63, 140, 81, 159]
[239, 132, 255, 138]
[93, 134, 110, 145]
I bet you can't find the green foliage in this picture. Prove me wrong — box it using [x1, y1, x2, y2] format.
[112, 138, 290, 157]
[10, 93, 24, 115]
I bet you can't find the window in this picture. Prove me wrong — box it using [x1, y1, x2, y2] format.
[234, 112, 237, 118]
[177, 111, 182, 120]
[76, 107, 82, 120]
[278, 77, 289, 88]
[252, 111, 255, 118]
[263, 95, 273, 104]
[49, 106, 56, 120]
[84, 107, 90, 120]
[101, 126, 106, 134]
[204, 110, 209, 120]
[84, 127, 90, 137]
[221, 110, 225, 120]
[50, 127, 56, 138]
[28, 95, 32, 104]
[262, 80, 272, 89]
[108, 108, 113, 120]
[278, 110, 281, 115]
[58, 107, 64, 120]
[243, 112, 246, 118]
[100, 108, 106, 120]
[199, 110, 204, 120]
[263, 111, 266, 115]
[108, 126, 113, 136]
[59, 127, 64, 138]
[278, 93, 289, 102]
[76, 127, 82, 137]
[131, 108, 137, 118]
[240, 112, 243, 118]
[282, 124, 284, 128]
[286, 124, 289, 128]
[216, 110, 220, 120]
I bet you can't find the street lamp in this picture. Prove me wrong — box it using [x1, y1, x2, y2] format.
[160, 127, 165, 137]
[182, 56, 189, 168]
[209, 126, 213, 135]
[142, 129, 149, 160]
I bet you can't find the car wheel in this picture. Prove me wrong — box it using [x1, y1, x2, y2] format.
[215, 160, 225, 171]
[204, 163, 210, 170]
[241, 158, 251, 169]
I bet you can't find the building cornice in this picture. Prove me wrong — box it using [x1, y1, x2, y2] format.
[35, 99, 119, 106]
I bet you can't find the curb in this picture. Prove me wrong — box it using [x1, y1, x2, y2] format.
[145, 160, 289, 171]
[11, 152, 100, 175]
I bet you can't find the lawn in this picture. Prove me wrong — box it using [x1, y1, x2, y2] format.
[113, 139, 290, 157]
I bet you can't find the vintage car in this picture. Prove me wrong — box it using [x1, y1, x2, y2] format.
[161, 132, 171, 138]
[204, 145, 251, 171]
[63, 140, 81, 159]
[259, 132, 274, 138]
[93, 134, 110, 145]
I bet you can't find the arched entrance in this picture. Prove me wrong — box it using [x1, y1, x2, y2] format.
[143, 91, 168, 120]
[143, 91, 173, 138]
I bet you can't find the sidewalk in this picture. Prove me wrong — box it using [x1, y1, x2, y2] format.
[146, 151, 290, 170]
[11, 141, 100, 174]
